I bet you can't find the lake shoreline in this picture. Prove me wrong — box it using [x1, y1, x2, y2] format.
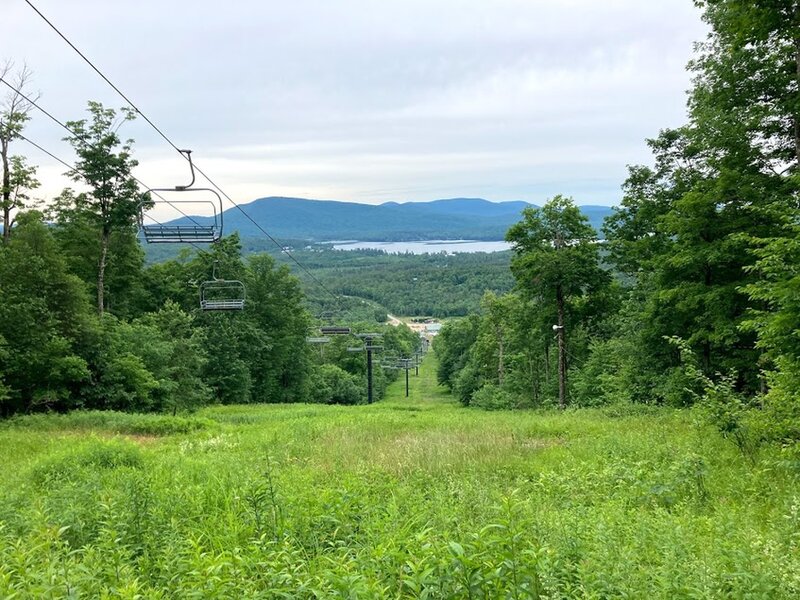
[327, 239, 513, 254]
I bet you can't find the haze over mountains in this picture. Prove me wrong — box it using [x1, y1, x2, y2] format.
[164, 197, 615, 242]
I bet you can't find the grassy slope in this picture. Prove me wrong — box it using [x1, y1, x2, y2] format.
[1, 356, 799, 597]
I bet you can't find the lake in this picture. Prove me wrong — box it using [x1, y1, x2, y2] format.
[330, 240, 512, 254]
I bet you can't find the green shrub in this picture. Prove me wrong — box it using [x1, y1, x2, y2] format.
[470, 384, 520, 410]
[308, 364, 363, 405]
[31, 439, 143, 485]
[752, 358, 800, 444]
[3, 410, 213, 436]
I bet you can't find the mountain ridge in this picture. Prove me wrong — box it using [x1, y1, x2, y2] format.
[161, 196, 615, 242]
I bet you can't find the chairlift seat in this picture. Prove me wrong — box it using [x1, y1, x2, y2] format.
[200, 279, 246, 311]
[140, 195, 223, 244]
[142, 222, 220, 244]
[201, 299, 245, 311]
[320, 326, 351, 335]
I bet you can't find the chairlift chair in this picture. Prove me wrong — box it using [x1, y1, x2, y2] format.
[199, 262, 245, 311]
[139, 150, 224, 243]
[320, 326, 351, 336]
[315, 307, 350, 335]
[380, 354, 398, 367]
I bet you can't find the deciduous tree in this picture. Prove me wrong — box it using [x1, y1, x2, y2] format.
[0, 62, 39, 243]
[64, 102, 146, 314]
[506, 195, 608, 408]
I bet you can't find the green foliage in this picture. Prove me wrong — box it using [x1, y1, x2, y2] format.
[568, 337, 630, 407]
[453, 360, 482, 406]
[0, 212, 93, 415]
[756, 360, 800, 443]
[31, 438, 144, 486]
[306, 320, 420, 404]
[1, 64, 39, 244]
[50, 189, 147, 320]
[436, 197, 617, 410]
[62, 101, 148, 314]
[669, 336, 760, 461]
[3, 410, 212, 436]
[1, 155, 39, 234]
[0, 206, 313, 415]
[297, 248, 514, 318]
[246, 254, 311, 404]
[469, 383, 520, 411]
[506, 195, 613, 408]
[137, 301, 210, 414]
[506, 195, 605, 300]
[435, 316, 479, 391]
[308, 364, 363, 405]
[597, 0, 800, 406]
[1, 357, 799, 597]
[0, 336, 9, 403]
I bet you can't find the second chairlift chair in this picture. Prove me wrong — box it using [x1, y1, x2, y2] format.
[200, 261, 246, 311]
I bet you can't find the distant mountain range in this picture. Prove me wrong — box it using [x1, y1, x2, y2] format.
[162, 197, 616, 242]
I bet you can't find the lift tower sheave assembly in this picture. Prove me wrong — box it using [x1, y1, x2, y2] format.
[382, 356, 416, 398]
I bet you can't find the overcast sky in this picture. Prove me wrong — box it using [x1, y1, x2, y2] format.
[4, 0, 707, 207]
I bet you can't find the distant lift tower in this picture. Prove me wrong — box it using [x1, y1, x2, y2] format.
[351, 333, 383, 404]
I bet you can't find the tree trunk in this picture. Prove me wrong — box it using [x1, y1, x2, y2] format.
[2, 138, 9, 244]
[544, 342, 550, 384]
[530, 357, 538, 404]
[97, 227, 109, 315]
[496, 325, 505, 386]
[556, 283, 567, 409]
[795, 16, 800, 166]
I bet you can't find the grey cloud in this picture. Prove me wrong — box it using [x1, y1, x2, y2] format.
[7, 0, 706, 206]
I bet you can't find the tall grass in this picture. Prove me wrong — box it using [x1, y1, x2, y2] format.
[1, 356, 798, 597]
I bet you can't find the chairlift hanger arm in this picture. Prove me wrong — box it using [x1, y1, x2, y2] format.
[176, 149, 195, 190]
